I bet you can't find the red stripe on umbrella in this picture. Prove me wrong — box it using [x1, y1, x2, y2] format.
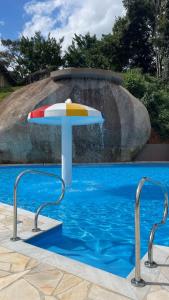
[30, 105, 50, 118]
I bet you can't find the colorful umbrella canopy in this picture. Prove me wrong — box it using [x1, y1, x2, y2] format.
[28, 99, 104, 186]
[28, 99, 103, 125]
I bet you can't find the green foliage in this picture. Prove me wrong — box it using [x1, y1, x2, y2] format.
[118, 1, 155, 73]
[64, 30, 131, 71]
[0, 32, 63, 81]
[123, 69, 169, 139]
[123, 69, 146, 98]
[101, 18, 130, 71]
[64, 33, 110, 69]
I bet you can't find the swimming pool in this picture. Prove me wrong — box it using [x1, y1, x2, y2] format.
[0, 163, 169, 277]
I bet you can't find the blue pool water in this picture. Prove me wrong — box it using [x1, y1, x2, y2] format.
[0, 163, 169, 277]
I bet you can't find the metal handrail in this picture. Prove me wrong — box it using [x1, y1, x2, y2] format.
[131, 177, 168, 288]
[11, 169, 65, 241]
[145, 180, 168, 269]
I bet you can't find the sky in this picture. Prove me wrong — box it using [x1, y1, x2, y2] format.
[0, 0, 123, 50]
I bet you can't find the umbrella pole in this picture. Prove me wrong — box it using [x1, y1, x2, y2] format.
[61, 119, 72, 187]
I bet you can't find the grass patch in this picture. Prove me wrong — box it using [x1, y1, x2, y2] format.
[0, 86, 21, 102]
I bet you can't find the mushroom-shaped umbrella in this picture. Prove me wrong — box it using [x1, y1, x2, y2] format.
[28, 99, 104, 186]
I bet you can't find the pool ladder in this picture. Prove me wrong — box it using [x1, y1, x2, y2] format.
[10, 169, 65, 241]
[131, 177, 168, 287]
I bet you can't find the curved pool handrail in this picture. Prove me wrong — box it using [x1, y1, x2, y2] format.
[145, 179, 168, 269]
[131, 177, 168, 288]
[11, 169, 65, 241]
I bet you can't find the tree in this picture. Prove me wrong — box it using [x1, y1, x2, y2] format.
[101, 17, 130, 71]
[120, 0, 155, 73]
[0, 39, 21, 81]
[0, 32, 63, 81]
[122, 0, 169, 78]
[64, 33, 110, 69]
[155, 0, 169, 79]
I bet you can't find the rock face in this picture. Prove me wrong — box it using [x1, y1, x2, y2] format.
[0, 68, 151, 163]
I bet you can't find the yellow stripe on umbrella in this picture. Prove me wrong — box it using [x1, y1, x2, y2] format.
[66, 103, 88, 116]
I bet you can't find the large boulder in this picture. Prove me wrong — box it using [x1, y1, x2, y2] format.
[0, 68, 151, 163]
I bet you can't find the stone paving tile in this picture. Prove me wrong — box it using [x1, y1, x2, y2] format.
[0, 246, 13, 253]
[25, 268, 63, 295]
[2, 216, 13, 226]
[0, 270, 10, 277]
[0, 252, 30, 272]
[155, 273, 169, 293]
[57, 280, 90, 300]
[26, 258, 39, 270]
[0, 208, 12, 216]
[0, 270, 29, 291]
[30, 263, 57, 273]
[88, 285, 132, 300]
[53, 273, 83, 295]
[0, 278, 41, 300]
[146, 289, 169, 300]
[0, 261, 11, 272]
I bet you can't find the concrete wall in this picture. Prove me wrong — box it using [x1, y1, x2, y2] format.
[135, 144, 169, 161]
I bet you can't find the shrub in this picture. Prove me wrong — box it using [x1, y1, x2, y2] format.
[123, 69, 169, 140]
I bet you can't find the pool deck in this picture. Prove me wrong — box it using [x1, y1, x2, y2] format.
[0, 204, 169, 299]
